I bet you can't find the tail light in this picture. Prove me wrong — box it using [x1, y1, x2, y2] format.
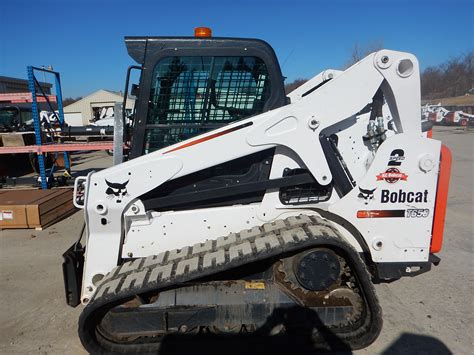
[430, 144, 452, 253]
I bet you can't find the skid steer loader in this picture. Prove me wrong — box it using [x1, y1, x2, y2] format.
[63, 28, 452, 353]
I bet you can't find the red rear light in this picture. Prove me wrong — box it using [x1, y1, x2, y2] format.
[430, 144, 452, 253]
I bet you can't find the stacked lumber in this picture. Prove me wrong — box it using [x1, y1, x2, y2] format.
[0, 188, 76, 230]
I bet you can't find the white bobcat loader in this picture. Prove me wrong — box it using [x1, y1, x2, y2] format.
[62, 29, 452, 353]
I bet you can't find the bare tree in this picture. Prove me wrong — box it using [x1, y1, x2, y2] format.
[62, 97, 82, 106]
[284, 78, 308, 94]
[283, 44, 473, 101]
[421, 51, 473, 99]
[283, 41, 384, 95]
[344, 40, 384, 68]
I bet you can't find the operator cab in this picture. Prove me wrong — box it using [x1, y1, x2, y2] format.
[124, 28, 287, 159]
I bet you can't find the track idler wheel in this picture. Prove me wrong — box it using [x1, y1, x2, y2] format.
[294, 249, 341, 291]
[275, 247, 365, 330]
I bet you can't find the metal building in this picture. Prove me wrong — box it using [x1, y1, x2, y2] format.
[63, 89, 135, 126]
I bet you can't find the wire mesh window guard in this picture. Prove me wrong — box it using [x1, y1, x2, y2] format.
[144, 56, 271, 153]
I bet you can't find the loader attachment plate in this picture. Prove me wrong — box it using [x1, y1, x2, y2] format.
[62, 243, 84, 307]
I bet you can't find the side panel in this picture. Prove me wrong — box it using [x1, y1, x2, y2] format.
[330, 134, 441, 263]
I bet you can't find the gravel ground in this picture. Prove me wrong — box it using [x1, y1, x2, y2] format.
[0, 127, 472, 354]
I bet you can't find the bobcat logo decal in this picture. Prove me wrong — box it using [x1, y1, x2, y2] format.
[105, 179, 129, 203]
[358, 187, 376, 205]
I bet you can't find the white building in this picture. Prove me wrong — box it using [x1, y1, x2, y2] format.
[63, 89, 135, 126]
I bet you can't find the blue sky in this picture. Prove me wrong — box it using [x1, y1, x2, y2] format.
[1, 0, 472, 98]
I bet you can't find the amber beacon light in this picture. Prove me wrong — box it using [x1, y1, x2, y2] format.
[194, 27, 212, 37]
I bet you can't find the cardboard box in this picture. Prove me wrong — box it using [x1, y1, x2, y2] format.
[0, 188, 77, 229]
[0, 132, 36, 147]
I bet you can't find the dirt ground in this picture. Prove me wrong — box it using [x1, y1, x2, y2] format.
[0, 126, 472, 354]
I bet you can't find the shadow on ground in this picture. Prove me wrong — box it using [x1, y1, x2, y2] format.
[71, 167, 104, 177]
[381, 333, 452, 354]
[141, 307, 452, 355]
[155, 332, 452, 355]
[100, 305, 452, 355]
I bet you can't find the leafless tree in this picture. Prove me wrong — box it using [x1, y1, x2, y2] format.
[62, 97, 82, 106]
[421, 51, 473, 99]
[283, 45, 473, 100]
[284, 78, 308, 94]
[344, 40, 384, 68]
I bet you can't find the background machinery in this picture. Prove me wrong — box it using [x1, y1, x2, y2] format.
[422, 103, 473, 126]
[63, 29, 451, 353]
[422, 104, 450, 124]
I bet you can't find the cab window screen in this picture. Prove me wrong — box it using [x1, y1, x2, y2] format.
[147, 56, 270, 124]
[143, 56, 270, 153]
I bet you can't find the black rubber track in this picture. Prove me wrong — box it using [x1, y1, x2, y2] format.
[78, 215, 382, 354]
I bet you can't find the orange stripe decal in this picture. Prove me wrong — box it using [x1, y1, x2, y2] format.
[430, 144, 452, 253]
[357, 210, 405, 218]
[163, 122, 252, 154]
